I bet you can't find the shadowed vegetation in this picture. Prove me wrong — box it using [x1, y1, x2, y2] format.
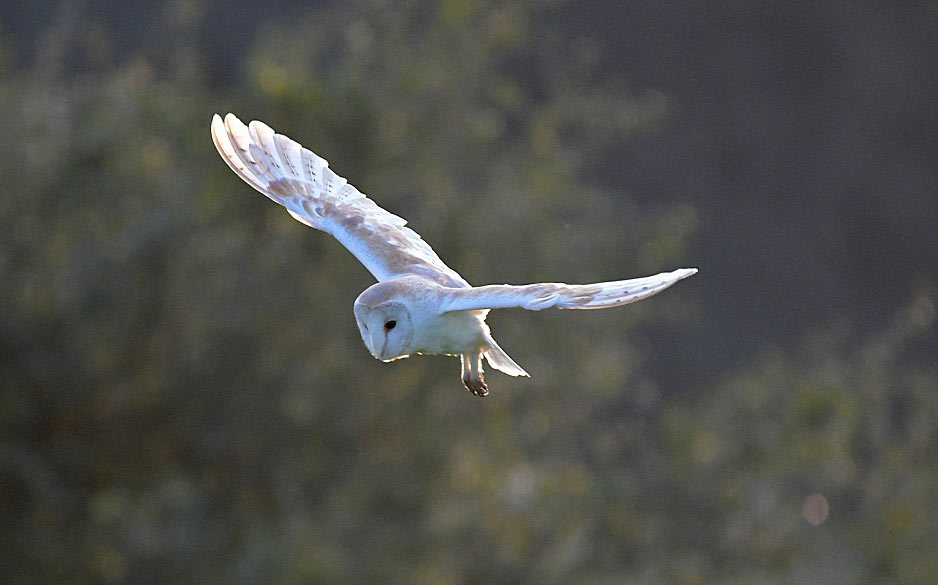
[1, 1, 937, 583]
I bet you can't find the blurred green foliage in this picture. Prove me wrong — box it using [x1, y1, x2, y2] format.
[1, 1, 937, 584]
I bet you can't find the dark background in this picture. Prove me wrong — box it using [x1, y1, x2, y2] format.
[2, 1, 936, 583]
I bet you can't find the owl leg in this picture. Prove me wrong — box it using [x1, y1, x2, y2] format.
[460, 353, 488, 397]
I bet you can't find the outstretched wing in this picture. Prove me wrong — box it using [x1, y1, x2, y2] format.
[211, 113, 469, 287]
[441, 268, 697, 312]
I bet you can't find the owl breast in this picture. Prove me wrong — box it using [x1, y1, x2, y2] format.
[412, 309, 489, 356]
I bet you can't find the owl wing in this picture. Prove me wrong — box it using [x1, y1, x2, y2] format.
[211, 113, 469, 287]
[440, 268, 697, 312]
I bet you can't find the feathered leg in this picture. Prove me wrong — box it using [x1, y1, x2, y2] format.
[460, 353, 488, 397]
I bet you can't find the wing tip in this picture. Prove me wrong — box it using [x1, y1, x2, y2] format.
[210, 113, 225, 136]
[674, 267, 698, 280]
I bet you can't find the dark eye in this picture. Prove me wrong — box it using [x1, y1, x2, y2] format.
[384, 320, 397, 330]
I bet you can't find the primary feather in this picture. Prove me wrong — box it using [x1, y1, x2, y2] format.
[441, 268, 698, 312]
[211, 113, 467, 287]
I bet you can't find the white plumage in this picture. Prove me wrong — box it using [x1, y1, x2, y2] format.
[212, 113, 697, 396]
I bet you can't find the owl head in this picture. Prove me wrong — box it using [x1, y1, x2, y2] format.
[353, 286, 415, 361]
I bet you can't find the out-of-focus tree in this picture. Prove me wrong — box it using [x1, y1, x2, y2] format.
[1, 1, 936, 584]
[662, 291, 938, 584]
[1, 2, 695, 583]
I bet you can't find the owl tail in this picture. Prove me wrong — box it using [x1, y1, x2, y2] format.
[484, 340, 530, 378]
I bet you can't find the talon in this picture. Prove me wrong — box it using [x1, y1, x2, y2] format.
[460, 353, 489, 397]
[462, 377, 488, 397]
[474, 382, 488, 397]
[471, 372, 488, 397]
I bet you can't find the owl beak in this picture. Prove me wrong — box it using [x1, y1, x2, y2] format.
[370, 330, 386, 359]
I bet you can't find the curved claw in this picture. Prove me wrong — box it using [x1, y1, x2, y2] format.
[461, 353, 489, 397]
[465, 377, 488, 397]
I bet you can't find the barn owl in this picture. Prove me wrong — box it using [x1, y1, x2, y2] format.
[211, 114, 697, 397]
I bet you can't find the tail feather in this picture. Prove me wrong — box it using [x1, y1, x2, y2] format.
[484, 342, 530, 378]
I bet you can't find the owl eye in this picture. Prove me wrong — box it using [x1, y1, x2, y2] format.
[384, 320, 397, 330]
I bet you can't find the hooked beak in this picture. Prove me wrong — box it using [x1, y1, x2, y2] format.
[370, 329, 387, 360]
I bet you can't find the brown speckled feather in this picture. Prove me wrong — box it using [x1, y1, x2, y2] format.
[212, 114, 468, 288]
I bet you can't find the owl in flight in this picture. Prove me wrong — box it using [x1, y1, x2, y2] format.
[212, 114, 697, 397]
